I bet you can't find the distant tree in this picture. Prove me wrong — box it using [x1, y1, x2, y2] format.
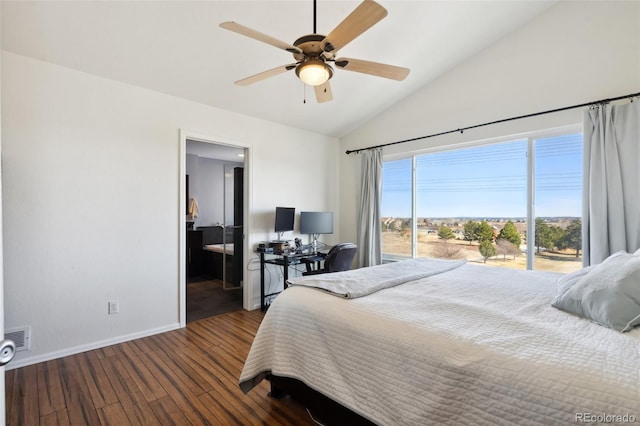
[498, 220, 521, 246]
[555, 231, 569, 250]
[549, 226, 566, 251]
[476, 221, 494, 243]
[564, 218, 582, 258]
[479, 240, 496, 263]
[432, 242, 462, 259]
[437, 225, 455, 243]
[463, 220, 478, 245]
[400, 221, 408, 237]
[495, 239, 508, 261]
[535, 218, 553, 253]
[496, 238, 521, 260]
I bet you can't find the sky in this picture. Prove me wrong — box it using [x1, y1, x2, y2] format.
[382, 133, 582, 218]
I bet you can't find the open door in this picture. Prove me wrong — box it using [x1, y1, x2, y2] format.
[0, 121, 5, 423]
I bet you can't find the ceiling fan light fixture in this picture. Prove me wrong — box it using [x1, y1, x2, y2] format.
[296, 59, 333, 86]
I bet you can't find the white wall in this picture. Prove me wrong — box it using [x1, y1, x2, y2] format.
[194, 156, 224, 228]
[185, 154, 242, 228]
[339, 1, 640, 258]
[1, 51, 339, 367]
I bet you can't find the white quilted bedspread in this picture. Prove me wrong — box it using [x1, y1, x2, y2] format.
[239, 261, 640, 425]
[287, 258, 466, 298]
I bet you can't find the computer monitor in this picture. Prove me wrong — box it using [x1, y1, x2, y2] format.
[300, 211, 333, 251]
[274, 207, 295, 240]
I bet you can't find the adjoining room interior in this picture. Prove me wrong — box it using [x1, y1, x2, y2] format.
[185, 140, 245, 322]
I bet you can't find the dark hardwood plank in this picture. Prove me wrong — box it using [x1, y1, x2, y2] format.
[92, 345, 117, 360]
[6, 309, 314, 425]
[112, 343, 168, 402]
[135, 350, 223, 425]
[59, 355, 103, 425]
[149, 395, 192, 425]
[40, 409, 71, 426]
[36, 359, 66, 416]
[199, 391, 254, 426]
[98, 355, 160, 425]
[126, 337, 155, 355]
[5, 368, 15, 422]
[143, 333, 214, 394]
[77, 352, 119, 409]
[97, 402, 132, 426]
[187, 279, 243, 322]
[8, 364, 39, 425]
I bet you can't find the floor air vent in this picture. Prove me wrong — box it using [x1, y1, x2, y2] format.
[5, 326, 31, 352]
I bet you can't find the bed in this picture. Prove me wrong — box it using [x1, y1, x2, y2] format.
[239, 258, 640, 425]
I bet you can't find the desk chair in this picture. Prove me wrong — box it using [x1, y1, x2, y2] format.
[302, 243, 357, 276]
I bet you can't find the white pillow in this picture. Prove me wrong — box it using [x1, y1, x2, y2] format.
[552, 251, 640, 332]
[555, 265, 594, 296]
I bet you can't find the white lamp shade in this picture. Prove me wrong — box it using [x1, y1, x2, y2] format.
[296, 60, 333, 86]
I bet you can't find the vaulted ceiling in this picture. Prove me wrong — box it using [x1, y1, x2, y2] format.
[1, 1, 555, 137]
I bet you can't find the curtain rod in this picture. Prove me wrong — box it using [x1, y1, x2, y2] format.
[345, 91, 640, 155]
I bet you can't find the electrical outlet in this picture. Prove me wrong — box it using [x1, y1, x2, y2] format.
[108, 301, 119, 315]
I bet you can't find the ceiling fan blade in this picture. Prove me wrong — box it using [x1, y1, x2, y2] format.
[220, 22, 302, 54]
[322, 0, 387, 53]
[314, 81, 333, 103]
[334, 57, 410, 81]
[235, 63, 298, 86]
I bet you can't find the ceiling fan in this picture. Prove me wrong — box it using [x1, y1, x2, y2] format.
[219, 0, 410, 103]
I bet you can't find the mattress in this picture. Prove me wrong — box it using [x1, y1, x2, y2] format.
[239, 260, 640, 425]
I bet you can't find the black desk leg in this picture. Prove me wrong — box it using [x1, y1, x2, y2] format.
[282, 255, 289, 289]
[260, 252, 265, 311]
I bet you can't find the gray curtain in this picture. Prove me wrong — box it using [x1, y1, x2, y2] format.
[583, 100, 640, 265]
[357, 148, 382, 267]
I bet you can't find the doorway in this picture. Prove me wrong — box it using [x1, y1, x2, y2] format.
[182, 136, 247, 323]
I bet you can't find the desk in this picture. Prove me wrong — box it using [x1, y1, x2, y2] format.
[258, 249, 327, 311]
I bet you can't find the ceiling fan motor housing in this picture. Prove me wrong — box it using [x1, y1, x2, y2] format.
[292, 34, 335, 61]
[293, 34, 335, 86]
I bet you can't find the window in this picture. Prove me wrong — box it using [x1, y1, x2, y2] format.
[381, 130, 583, 272]
[381, 158, 413, 257]
[533, 133, 583, 272]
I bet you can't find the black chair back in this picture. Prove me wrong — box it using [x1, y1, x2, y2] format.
[324, 243, 357, 273]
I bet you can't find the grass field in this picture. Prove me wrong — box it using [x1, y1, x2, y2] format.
[382, 231, 582, 273]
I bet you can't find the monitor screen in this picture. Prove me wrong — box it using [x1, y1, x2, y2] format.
[274, 207, 295, 233]
[300, 211, 334, 234]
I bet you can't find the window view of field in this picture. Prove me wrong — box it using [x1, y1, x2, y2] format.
[381, 217, 582, 273]
[382, 133, 583, 273]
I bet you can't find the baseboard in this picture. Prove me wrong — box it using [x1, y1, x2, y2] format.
[6, 322, 182, 370]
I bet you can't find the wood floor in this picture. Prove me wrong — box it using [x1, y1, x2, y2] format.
[187, 278, 243, 323]
[5, 310, 315, 425]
